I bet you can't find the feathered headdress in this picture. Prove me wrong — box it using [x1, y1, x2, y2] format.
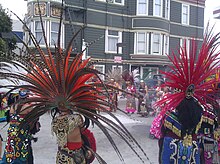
[0, 0, 148, 163]
[156, 28, 220, 116]
[122, 68, 139, 85]
[106, 68, 123, 85]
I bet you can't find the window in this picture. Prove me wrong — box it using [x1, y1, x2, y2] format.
[142, 67, 158, 81]
[163, 35, 169, 55]
[154, 0, 162, 17]
[152, 33, 162, 54]
[94, 65, 105, 80]
[136, 32, 147, 54]
[95, 0, 124, 5]
[114, 0, 124, 5]
[137, 0, 148, 15]
[112, 65, 123, 75]
[180, 38, 190, 58]
[182, 4, 189, 25]
[164, 0, 170, 19]
[35, 21, 45, 45]
[50, 22, 59, 45]
[105, 30, 122, 53]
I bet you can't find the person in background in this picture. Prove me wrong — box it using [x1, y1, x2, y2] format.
[125, 81, 136, 114]
[149, 86, 170, 139]
[137, 80, 148, 114]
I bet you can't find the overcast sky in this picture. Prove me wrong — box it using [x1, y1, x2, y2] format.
[0, 0, 219, 30]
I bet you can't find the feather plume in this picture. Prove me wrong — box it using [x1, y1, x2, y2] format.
[155, 29, 220, 116]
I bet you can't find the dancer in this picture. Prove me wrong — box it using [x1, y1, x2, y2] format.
[125, 81, 136, 114]
[122, 70, 139, 114]
[156, 29, 220, 164]
[106, 68, 123, 112]
[0, 1, 147, 163]
[137, 80, 147, 114]
[51, 108, 93, 164]
[1, 91, 40, 164]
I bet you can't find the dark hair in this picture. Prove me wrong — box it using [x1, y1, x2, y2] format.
[176, 97, 203, 136]
[7, 93, 18, 106]
[51, 107, 60, 119]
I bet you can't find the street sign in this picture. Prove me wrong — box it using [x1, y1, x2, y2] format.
[114, 56, 122, 63]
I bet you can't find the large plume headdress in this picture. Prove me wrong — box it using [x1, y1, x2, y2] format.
[0, 0, 149, 163]
[106, 68, 123, 85]
[122, 68, 140, 85]
[156, 28, 220, 116]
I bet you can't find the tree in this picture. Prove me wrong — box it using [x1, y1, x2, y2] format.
[0, 5, 16, 53]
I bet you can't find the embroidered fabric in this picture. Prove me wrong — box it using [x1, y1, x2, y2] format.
[51, 114, 83, 147]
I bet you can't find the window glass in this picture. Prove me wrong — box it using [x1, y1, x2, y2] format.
[138, 0, 147, 15]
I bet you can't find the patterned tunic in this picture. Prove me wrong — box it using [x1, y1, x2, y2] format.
[51, 114, 86, 164]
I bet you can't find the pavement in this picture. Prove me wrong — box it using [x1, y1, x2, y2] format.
[0, 98, 159, 164]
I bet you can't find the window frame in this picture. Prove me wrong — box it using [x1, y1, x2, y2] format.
[153, 0, 163, 17]
[163, 35, 169, 55]
[105, 29, 122, 54]
[95, 0, 124, 5]
[135, 32, 149, 54]
[180, 38, 190, 58]
[34, 20, 46, 45]
[50, 22, 60, 46]
[94, 65, 105, 80]
[112, 65, 123, 74]
[136, 0, 148, 15]
[151, 33, 162, 55]
[164, 0, 170, 20]
[182, 4, 190, 25]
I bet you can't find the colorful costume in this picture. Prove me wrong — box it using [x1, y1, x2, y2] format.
[198, 107, 219, 164]
[160, 111, 201, 164]
[125, 84, 136, 113]
[1, 114, 33, 164]
[51, 114, 86, 164]
[155, 30, 220, 163]
[122, 69, 139, 114]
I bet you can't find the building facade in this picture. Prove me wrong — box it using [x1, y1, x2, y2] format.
[24, 0, 205, 80]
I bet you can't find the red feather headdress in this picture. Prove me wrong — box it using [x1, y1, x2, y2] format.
[155, 29, 220, 116]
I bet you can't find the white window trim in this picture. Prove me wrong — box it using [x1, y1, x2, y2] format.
[95, 0, 124, 5]
[112, 65, 123, 74]
[163, 35, 169, 55]
[180, 38, 190, 58]
[34, 20, 47, 46]
[153, 0, 163, 17]
[182, 4, 190, 25]
[49, 21, 64, 48]
[114, 0, 124, 5]
[151, 33, 162, 55]
[165, 0, 170, 20]
[135, 32, 149, 54]
[105, 29, 122, 54]
[136, 0, 148, 16]
[94, 65, 105, 81]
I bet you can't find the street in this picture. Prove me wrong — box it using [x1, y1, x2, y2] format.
[0, 98, 159, 164]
